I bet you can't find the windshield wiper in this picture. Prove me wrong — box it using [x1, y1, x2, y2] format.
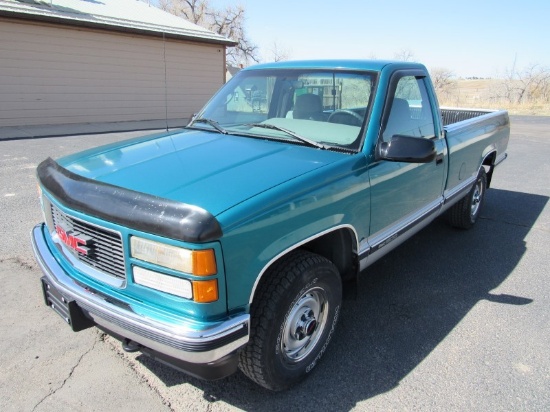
[245, 123, 328, 150]
[188, 118, 228, 134]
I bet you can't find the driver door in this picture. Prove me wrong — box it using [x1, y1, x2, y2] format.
[367, 71, 447, 256]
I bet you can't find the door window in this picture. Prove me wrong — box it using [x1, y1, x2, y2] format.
[381, 76, 435, 142]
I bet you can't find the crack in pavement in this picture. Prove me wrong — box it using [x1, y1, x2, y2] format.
[105, 337, 176, 412]
[31, 336, 101, 412]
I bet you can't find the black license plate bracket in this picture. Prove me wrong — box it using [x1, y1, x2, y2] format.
[41, 277, 95, 332]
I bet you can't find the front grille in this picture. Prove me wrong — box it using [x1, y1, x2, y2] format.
[50, 203, 126, 280]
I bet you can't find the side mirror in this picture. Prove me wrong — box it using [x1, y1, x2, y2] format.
[376, 135, 436, 163]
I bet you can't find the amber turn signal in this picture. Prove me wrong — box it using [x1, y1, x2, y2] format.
[192, 249, 217, 276]
[193, 279, 219, 303]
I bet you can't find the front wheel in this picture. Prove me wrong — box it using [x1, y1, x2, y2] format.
[239, 250, 342, 391]
[449, 168, 487, 229]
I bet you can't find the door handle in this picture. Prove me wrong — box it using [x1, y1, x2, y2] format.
[435, 153, 444, 165]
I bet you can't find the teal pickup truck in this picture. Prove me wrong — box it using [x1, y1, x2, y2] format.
[32, 60, 510, 390]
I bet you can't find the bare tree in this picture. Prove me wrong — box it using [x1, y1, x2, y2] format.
[430, 67, 456, 98]
[209, 5, 259, 67]
[495, 59, 550, 104]
[158, 0, 259, 67]
[393, 48, 415, 62]
[514, 64, 550, 103]
[158, 0, 208, 24]
[268, 41, 291, 62]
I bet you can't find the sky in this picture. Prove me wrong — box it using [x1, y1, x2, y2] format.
[155, 0, 550, 79]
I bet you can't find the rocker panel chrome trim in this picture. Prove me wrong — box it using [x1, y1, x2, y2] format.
[443, 175, 476, 205]
[359, 197, 443, 270]
[495, 152, 508, 167]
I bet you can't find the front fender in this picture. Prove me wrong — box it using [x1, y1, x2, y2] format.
[218, 155, 370, 312]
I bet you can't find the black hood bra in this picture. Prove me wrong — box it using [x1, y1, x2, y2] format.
[37, 157, 223, 243]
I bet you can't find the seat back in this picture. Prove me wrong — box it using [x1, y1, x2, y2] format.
[383, 98, 416, 141]
[293, 93, 324, 120]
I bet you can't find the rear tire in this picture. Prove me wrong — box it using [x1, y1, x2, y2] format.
[449, 168, 487, 229]
[239, 250, 342, 391]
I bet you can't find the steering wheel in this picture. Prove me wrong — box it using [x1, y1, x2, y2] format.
[328, 110, 364, 127]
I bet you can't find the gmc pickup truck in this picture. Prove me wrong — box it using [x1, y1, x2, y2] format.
[32, 60, 510, 391]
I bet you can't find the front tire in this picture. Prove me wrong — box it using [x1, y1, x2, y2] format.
[449, 168, 487, 229]
[239, 250, 342, 391]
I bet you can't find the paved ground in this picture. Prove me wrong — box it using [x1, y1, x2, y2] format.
[1, 116, 548, 411]
[0, 119, 186, 141]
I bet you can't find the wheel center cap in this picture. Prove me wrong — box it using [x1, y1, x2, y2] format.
[294, 309, 317, 340]
[304, 319, 317, 336]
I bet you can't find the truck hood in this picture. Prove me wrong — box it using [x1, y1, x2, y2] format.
[58, 129, 345, 216]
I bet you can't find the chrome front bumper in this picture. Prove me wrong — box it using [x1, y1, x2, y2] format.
[31, 224, 249, 366]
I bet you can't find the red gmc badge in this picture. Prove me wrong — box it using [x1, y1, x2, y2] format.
[55, 225, 92, 256]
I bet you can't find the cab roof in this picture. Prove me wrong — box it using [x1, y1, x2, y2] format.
[242, 60, 428, 73]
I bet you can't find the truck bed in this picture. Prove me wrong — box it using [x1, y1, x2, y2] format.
[440, 107, 510, 195]
[440, 107, 501, 126]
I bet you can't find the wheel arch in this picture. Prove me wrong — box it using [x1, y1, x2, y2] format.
[481, 150, 497, 188]
[248, 225, 359, 305]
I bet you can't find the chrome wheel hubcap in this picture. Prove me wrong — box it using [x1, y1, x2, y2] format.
[281, 288, 328, 362]
[471, 180, 483, 218]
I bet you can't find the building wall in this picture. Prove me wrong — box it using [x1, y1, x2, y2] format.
[0, 18, 225, 127]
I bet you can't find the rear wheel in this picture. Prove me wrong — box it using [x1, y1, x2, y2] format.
[449, 168, 487, 229]
[239, 250, 342, 391]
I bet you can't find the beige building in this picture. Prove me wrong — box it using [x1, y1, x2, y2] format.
[0, 0, 235, 128]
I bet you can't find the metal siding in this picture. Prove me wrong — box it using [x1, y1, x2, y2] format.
[165, 41, 224, 120]
[0, 19, 224, 127]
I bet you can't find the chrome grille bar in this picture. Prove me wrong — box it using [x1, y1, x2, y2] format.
[50, 204, 126, 279]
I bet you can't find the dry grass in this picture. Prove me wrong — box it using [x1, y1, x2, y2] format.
[437, 79, 550, 116]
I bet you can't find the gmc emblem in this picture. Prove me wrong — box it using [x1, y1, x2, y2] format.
[55, 225, 92, 256]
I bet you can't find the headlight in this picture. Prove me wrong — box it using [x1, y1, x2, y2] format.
[132, 266, 218, 303]
[133, 266, 193, 299]
[130, 236, 217, 276]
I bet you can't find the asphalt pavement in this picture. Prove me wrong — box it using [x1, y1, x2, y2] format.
[0, 116, 548, 411]
[0, 119, 186, 141]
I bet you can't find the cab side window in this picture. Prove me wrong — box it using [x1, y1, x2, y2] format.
[381, 76, 435, 142]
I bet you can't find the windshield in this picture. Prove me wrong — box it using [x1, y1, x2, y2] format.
[191, 68, 376, 151]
